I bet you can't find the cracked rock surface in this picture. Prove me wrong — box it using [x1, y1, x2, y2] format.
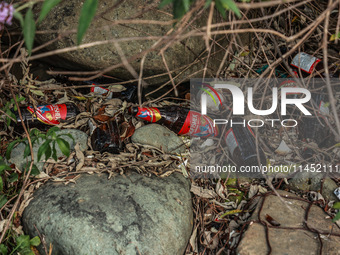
[23, 171, 193, 255]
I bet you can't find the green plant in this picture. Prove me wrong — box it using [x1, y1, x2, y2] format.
[0, 235, 40, 255]
[0, 157, 11, 208]
[6, 126, 74, 170]
[333, 202, 340, 222]
[13, 0, 62, 54]
[0, 160, 41, 255]
[1, 95, 25, 127]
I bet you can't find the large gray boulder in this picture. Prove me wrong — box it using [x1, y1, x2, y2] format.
[23, 171, 193, 255]
[35, 0, 226, 85]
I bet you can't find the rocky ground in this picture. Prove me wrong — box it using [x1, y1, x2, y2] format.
[1, 0, 340, 255]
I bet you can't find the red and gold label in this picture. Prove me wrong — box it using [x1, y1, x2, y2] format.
[291, 52, 321, 74]
[27, 104, 67, 125]
[135, 107, 162, 122]
[179, 111, 218, 137]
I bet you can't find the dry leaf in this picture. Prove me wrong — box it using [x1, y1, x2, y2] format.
[103, 98, 123, 106]
[12, 225, 24, 235]
[265, 214, 281, 226]
[275, 140, 292, 155]
[0, 219, 9, 233]
[56, 92, 72, 104]
[202, 231, 219, 249]
[108, 84, 126, 92]
[93, 114, 111, 122]
[35, 172, 50, 179]
[215, 179, 227, 199]
[120, 120, 135, 140]
[18, 186, 34, 216]
[190, 184, 217, 199]
[30, 89, 45, 96]
[189, 226, 198, 253]
[248, 184, 259, 199]
[75, 143, 85, 171]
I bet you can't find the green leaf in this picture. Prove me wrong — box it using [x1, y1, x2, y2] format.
[51, 130, 57, 140]
[330, 32, 340, 41]
[30, 137, 38, 148]
[0, 244, 8, 255]
[9, 172, 18, 183]
[15, 235, 31, 250]
[23, 143, 31, 158]
[13, 10, 24, 27]
[0, 177, 3, 192]
[47, 126, 60, 137]
[173, 0, 187, 20]
[5, 109, 16, 127]
[38, 139, 52, 162]
[6, 140, 20, 160]
[16, 247, 35, 255]
[18, 96, 25, 102]
[0, 195, 8, 209]
[23, 8, 36, 55]
[38, 0, 61, 23]
[31, 164, 40, 176]
[215, 0, 226, 18]
[204, 0, 212, 9]
[45, 143, 52, 161]
[30, 236, 41, 247]
[23, 162, 40, 176]
[159, 0, 173, 9]
[183, 0, 190, 12]
[59, 133, 74, 143]
[77, 0, 98, 45]
[29, 128, 40, 137]
[220, 0, 241, 18]
[333, 202, 340, 209]
[0, 163, 11, 175]
[52, 142, 57, 161]
[333, 211, 340, 222]
[56, 138, 70, 157]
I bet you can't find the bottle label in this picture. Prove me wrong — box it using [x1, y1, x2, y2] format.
[279, 80, 302, 98]
[135, 107, 161, 122]
[312, 94, 329, 117]
[279, 80, 297, 90]
[319, 101, 329, 115]
[224, 126, 257, 160]
[181, 111, 218, 137]
[27, 104, 67, 125]
[291, 52, 321, 74]
[91, 85, 113, 99]
[225, 129, 238, 155]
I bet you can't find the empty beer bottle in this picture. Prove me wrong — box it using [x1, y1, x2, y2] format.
[224, 117, 266, 169]
[16, 103, 79, 126]
[90, 83, 139, 102]
[299, 93, 330, 159]
[129, 106, 219, 137]
[90, 118, 123, 154]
